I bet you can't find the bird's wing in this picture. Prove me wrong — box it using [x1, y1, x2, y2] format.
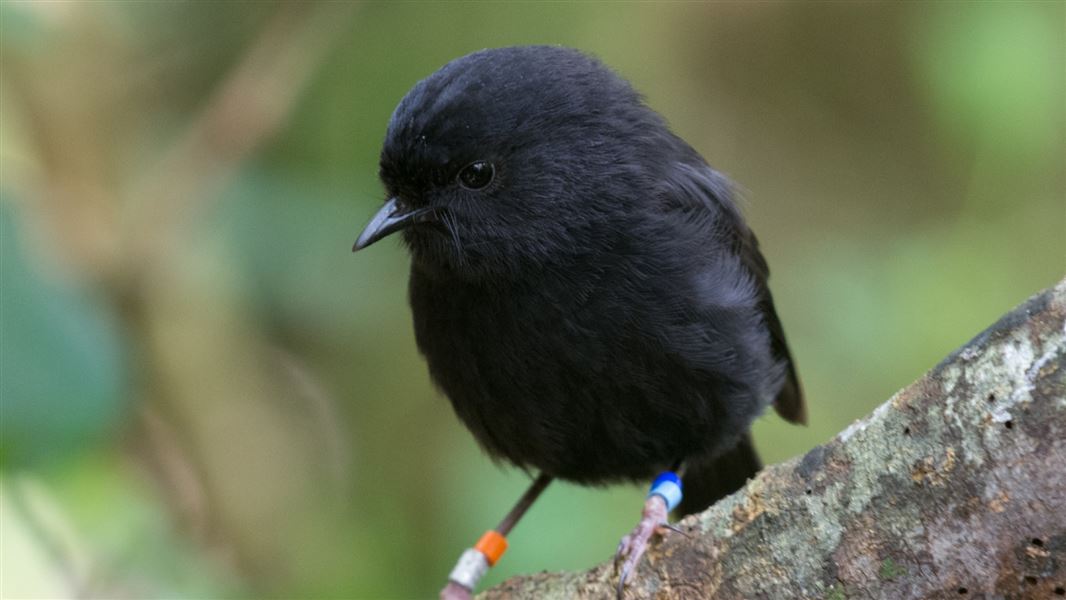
[668, 162, 807, 425]
[736, 226, 807, 424]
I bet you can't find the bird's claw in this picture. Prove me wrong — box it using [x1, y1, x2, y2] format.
[659, 521, 691, 538]
[613, 495, 673, 599]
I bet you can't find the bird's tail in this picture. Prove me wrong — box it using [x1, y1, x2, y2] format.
[675, 433, 762, 517]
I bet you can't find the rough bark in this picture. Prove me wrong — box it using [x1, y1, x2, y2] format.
[482, 278, 1066, 599]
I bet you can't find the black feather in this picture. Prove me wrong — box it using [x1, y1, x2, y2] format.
[370, 45, 804, 513]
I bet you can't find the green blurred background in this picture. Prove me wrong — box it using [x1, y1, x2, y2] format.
[1, 2, 1062, 598]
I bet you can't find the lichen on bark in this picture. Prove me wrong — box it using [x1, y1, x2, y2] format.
[481, 278, 1066, 599]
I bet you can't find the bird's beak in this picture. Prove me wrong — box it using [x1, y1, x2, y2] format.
[353, 197, 436, 251]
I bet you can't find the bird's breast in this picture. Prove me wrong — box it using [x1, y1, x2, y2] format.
[406, 265, 742, 484]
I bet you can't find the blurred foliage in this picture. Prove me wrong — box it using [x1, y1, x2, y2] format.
[0, 199, 126, 468]
[1, 2, 1062, 599]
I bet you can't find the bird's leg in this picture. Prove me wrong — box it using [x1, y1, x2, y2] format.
[440, 473, 553, 600]
[614, 471, 684, 599]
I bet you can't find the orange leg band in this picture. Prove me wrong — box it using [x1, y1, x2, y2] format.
[474, 530, 508, 566]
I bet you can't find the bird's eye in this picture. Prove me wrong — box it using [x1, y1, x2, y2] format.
[457, 161, 495, 190]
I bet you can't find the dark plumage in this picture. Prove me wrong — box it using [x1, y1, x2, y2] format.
[360, 45, 803, 523]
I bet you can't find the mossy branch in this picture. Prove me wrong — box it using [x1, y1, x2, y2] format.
[482, 277, 1066, 599]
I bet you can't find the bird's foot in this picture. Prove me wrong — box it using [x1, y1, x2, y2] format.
[440, 582, 472, 600]
[614, 494, 672, 598]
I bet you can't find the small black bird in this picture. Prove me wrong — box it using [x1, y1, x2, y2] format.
[355, 46, 804, 598]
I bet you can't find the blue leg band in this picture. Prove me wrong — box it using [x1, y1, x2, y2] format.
[647, 471, 683, 512]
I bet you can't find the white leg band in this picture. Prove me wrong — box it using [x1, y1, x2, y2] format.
[448, 548, 490, 591]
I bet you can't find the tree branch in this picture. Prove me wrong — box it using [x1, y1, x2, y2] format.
[483, 277, 1066, 599]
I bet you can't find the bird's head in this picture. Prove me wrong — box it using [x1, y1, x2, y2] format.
[354, 46, 675, 279]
